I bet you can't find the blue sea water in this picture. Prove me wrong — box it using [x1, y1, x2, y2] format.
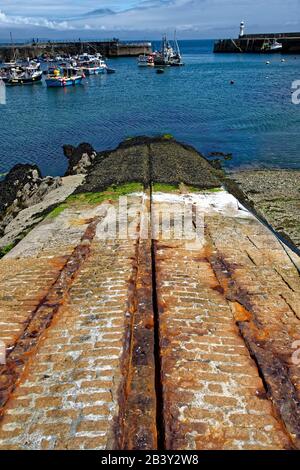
[0, 39, 300, 176]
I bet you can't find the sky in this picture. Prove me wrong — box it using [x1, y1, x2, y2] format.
[0, 0, 299, 40]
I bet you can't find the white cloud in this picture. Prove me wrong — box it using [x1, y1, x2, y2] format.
[0, 9, 74, 30]
[0, 0, 299, 36]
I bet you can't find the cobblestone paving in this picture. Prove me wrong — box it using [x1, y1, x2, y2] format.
[153, 194, 300, 450]
[0, 198, 142, 450]
[0, 208, 89, 348]
[0, 190, 300, 450]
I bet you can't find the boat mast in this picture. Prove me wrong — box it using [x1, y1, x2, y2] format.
[163, 34, 168, 61]
[10, 32, 17, 62]
[174, 30, 181, 56]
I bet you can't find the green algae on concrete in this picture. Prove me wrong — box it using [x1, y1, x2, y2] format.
[47, 183, 144, 219]
[0, 243, 15, 259]
[152, 183, 179, 193]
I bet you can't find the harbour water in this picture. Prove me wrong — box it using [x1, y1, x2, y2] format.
[0, 39, 300, 176]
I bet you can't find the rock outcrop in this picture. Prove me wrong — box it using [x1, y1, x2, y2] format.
[63, 143, 97, 176]
[0, 164, 62, 238]
[0, 163, 86, 252]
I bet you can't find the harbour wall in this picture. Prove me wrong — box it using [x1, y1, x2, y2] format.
[0, 40, 153, 61]
[214, 33, 300, 53]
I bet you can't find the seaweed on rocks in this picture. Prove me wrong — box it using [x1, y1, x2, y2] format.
[76, 137, 222, 194]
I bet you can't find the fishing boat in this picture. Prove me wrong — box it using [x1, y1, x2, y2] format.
[3, 70, 43, 86]
[0, 61, 43, 86]
[74, 53, 107, 75]
[80, 58, 107, 75]
[154, 33, 184, 67]
[45, 66, 84, 88]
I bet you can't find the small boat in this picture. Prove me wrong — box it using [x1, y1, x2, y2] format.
[78, 59, 107, 75]
[270, 40, 283, 51]
[45, 66, 84, 88]
[138, 52, 155, 67]
[156, 68, 165, 74]
[138, 54, 149, 67]
[261, 39, 283, 53]
[3, 61, 17, 67]
[75, 53, 107, 75]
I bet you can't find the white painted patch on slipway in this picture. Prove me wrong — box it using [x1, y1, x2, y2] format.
[150, 190, 254, 219]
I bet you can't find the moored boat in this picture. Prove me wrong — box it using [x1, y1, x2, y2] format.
[138, 52, 155, 67]
[45, 66, 84, 88]
[74, 53, 107, 75]
[79, 59, 107, 75]
[3, 71, 43, 86]
[0, 61, 43, 86]
[154, 33, 184, 67]
[261, 39, 283, 53]
[138, 54, 149, 67]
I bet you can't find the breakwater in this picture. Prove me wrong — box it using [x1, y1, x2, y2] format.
[0, 39, 152, 61]
[214, 32, 300, 53]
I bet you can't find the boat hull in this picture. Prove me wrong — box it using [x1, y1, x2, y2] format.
[83, 67, 106, 76]
[46, 76, 83, 88]
[3, 73, 43, 86]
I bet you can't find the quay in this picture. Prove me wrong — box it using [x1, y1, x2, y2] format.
[214, 22, 300, 53]
[0, 39, 152, 61]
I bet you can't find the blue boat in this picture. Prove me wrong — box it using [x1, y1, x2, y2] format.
[45, 66, 84, 88]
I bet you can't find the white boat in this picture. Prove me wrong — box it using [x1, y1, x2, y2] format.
[270, 40, 283, 51]
[75, 53, 107, 75]
[3, 61, 17, 67]
[262, 39, 283, 53]
[138, 54, 149, 67]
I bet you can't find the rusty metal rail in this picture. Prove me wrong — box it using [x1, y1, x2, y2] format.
[1, 190, 300, 450]
[0, 217, 101, 416]
[114, 198, 157, 450]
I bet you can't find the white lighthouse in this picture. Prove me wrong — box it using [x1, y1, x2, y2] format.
[239, 21, 245, 38]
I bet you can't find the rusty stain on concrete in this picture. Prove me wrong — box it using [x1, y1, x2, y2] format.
[208, 230, 300, 449]
[0, 217, 101, 416]
[0, 189, 300, 449]
[114, 198, 157, 450]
